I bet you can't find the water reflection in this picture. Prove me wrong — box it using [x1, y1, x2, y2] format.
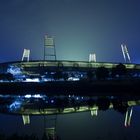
[0, 94, 140, 115]
[0, 94, 140, 140]
[0, 108, 140, 140]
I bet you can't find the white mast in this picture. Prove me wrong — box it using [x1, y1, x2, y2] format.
[121, 44, 131, 63]
[89, 53, 96, 62]
[22, 49, 30, 62]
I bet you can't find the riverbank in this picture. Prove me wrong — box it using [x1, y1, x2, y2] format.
[0, 79, 139, 96]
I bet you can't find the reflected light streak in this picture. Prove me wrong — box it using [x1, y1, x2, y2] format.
[91, 109, 98, 116]
[124, 110, 128, 127]
[24, 78, 40, 82]
[9, 100, 22, 111]
[128, 107, 133, 126]
[124, 107, 133, 127]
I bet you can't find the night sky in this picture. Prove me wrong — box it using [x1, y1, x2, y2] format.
[0, 0, 140, 63]
[1, 0, 140, 140]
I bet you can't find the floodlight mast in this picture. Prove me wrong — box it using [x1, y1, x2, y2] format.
[22, 49, 30, 62]
[121, 44, 126, 62]
[44, 35, 57, 61]
[89, 53, 96, 62]
[121, 44, 131, 63]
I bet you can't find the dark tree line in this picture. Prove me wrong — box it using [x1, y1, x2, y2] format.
[0, 73, 15, 81]
[87, 63, 127, 80]
[96, 97, 128, 114]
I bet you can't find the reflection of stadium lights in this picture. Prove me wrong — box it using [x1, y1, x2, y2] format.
[33, 94, 42, 98]
[124, 110, 128, 127]
[91, 109, 98, 116]
[0, 94, 138, 119]
[24, 94, 31, 98]
[24, 78, 40, 82]
[24, 94, 43, 99]
[51, 100, 54, 103]
[124, 107, 133, 127]
[22, 115, 30, 125]
[76, 97, 79, 100]
[128, 108, 133, 126]
[9, 101, 22, 111]
[68, 77, 79, 81]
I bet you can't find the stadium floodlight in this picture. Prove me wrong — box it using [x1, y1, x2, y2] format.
[121, 44, 131, 63]
[89, 53, 96, 62]
[44, 35, 56, 60]
[22, 49, 30, 62]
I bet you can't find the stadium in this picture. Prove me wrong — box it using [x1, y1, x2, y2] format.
[0, 36, 140, 126]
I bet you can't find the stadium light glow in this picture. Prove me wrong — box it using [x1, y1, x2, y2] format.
[68, 77, 79, 81]
[33, 94, 42, 98]
[24, 78, 40, 82]
[24, 94, 43, 98]
[24, 94, 32, 98]
[9, 100, 22, 111]
[7, 65, 22, 75]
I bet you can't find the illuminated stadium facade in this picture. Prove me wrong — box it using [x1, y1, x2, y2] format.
[0, 60, 140, 96]
[1, 60, 140, 81]
[0, 37, 139, 82]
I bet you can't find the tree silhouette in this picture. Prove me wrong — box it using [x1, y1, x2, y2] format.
[96, 97, 110, 111]
[112, 99, 128, 114]
[42, 133, 48, 140]
[0, 73, 15, 81]
[53, 70, 63, 80]
[95, 67, 109, 80]
[63, 73, 68, 81]
[87, 98, 95, 107]
[87, 70, 94, 81]
[111, 63, 127, 78]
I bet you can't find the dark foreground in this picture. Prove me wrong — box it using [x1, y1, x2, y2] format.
[0, 79, 139, 96]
